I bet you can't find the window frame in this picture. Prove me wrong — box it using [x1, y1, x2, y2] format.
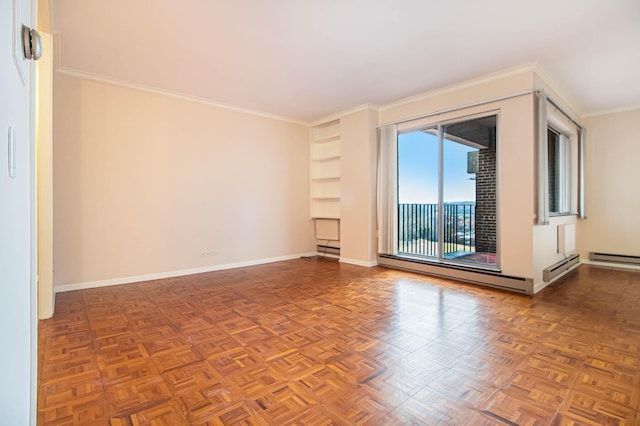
[395, 110, 500, 271]
[547, 106, 579, 218]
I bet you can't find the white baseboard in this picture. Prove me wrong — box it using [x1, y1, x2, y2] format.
[54, 252, 317, 293]
[339, 257, 378, 268]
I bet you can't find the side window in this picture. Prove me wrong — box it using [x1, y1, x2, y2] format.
[547, 127, 570, 215]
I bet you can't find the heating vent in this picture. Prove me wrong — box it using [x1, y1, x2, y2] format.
[589, 252, 640, 265]
[543, 253, 580, 282]
[317, 244, 340, 256]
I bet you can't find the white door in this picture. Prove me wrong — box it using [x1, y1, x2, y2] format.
[0, 0, 37, 424]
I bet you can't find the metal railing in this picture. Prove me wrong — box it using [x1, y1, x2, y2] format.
[398, 203, 475, 257]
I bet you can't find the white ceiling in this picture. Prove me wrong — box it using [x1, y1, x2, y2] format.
[50, 0, 640, 123]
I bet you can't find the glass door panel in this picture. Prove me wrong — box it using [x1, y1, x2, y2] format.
[397, 115, 498, 267]
[442, 116, 497, 266]
[397, 127, 439, 258]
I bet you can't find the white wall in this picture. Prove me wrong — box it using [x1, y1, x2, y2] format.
[53, 73, 315, 288]
[531, 71, 582, 287]
[0, 0, 37, 422]
[532, 215, 578, 287]
[578, 109, 640, 258]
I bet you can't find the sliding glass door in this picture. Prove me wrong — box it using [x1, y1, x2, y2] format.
[397, 114, 498, 267]
[398, 126, 438, 258]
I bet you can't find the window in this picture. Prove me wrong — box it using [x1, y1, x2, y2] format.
[537, 91, 582, 224]
[547, 127, 570, 215]
[396, 114, 498, 268]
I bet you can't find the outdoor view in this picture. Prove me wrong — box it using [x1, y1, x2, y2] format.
[397, 115, 497, 266]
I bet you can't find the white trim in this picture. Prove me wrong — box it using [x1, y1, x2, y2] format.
[54, 252, 317, 293]
[55, 66, 309, 126]
[311, 103, 380, 127]
[379, 63, 537, 112]
[581, 258, 640, 272]
[581, 104, 640, 118]
[339, 258, 378, 268]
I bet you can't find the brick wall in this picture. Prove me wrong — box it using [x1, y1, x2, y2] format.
[475, 127, 497, 254]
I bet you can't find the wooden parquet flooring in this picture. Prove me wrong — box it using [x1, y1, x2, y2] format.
[38, 259, 640, 425]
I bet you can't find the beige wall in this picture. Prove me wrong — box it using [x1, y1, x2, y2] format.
[52, 65, 628, 291]
[379, 70, 536, 279]
[340, 108, 378, 265]
[577, 109, 640, 258]
[53, 73, 314, 287]
[380, 68, 533, 125]
[38, 32, 54, 318]
[530, 72, 583, 286]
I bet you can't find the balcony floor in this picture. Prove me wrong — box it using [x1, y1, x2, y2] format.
[444, 250, 497, 265]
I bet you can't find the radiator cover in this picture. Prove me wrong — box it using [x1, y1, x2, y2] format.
[543, 253, 580, 282]
[589, 252, 640, 265]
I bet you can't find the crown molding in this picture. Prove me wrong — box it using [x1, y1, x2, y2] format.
[581, 104, 640, 118]
[311, 103, 380, 126]
[55, 66, 310, 126]
[379, 63, 537, 112]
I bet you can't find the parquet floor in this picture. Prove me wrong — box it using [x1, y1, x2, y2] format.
[38, 258, 640, 425]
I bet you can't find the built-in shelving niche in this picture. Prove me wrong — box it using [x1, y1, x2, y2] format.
[310, 120, 341, 255]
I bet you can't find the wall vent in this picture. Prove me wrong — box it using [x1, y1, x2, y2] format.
[543, 253, 580, 282]
[589, 252, 640, 265]
[317, 244, 340, 257]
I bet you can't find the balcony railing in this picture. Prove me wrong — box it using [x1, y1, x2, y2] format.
[398, 203, 475, 257]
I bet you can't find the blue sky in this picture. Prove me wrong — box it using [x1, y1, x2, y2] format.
[398, 131, 476, 204]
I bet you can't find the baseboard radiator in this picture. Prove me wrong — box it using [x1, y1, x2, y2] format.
[589, 252, 640, 265]
[543, 253, 580, 282]
[317, 244, 340, 256]
[378, 255, 533, 294]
